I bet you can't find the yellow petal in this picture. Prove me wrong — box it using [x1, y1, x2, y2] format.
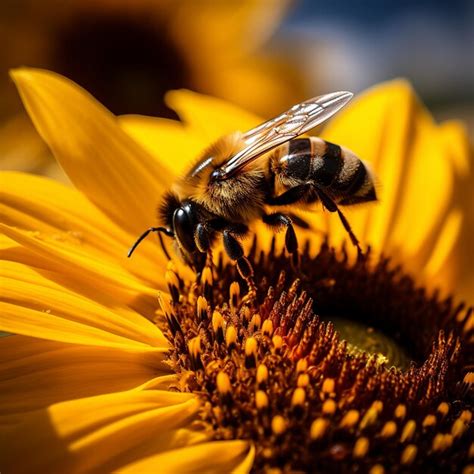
[424, 209, 463, 287]
[101, 428, 209, 473]
[165, 89, 261, 143]
[1, 260, 166, 348]
[119, 115, 207, 177]
[0, 171, 167, 282]
[438, 121, 473, 300]
[119, 439, 252, 473]
[0, 390, 199, 473]
[0, 335, 169, 415]
[1, 224, 161, 315]
[10, 68, 168, 236]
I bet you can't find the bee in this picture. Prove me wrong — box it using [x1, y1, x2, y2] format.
[128, 91, 377, 280]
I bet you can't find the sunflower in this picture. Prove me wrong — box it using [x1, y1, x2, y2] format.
[1, 68, 472, 473]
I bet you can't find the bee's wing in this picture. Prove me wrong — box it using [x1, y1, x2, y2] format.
[217, 91, 353, 179]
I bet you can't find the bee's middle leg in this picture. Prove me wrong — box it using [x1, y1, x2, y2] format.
[262, 212, 299, 268]
[217, 224, 256, 300]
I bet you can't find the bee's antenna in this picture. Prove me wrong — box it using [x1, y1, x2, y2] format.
[127, 227, 174, 258]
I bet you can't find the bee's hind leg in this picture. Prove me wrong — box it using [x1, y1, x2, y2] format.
[262, 213, 300, 270]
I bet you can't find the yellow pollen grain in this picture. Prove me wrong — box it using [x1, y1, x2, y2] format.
[249, 313, 261, 332]
[400, 420, 416, 443]
[437, 402, 450, 417]
[296, 358, 308, 373]
[262, 319, 274, 336]
[432, 433, 453, 452]
[422, 414, 437, 428]
[297, 373, 310, 388]
[369, 465, 385, 474]
[353, 437, 369, 458]
[225, 325, 237, 347]
[401, 445, 417, 465]
[212, 310, 224, 333]
[291, 388, 306, 407]
[452, 418, 469, 438]
[340, 410, 359, 428]
[256, 364, 268, 384]
[272, 415, 287, 435]
[216, 371, 231, 395]
[394, 404, 406, 419]
[245, 337, 258, 356]
[464, 372, 474, 385]
[166, 260, 176, 272]
[201, 266, 213, 286]
[256, 390, 269, 409]
[272, 335, 283, 351]
[379, 421, 397, 438]
[197, 295, 208, 314]
[360, 408, 378, 430]
[461, 410, 472, 424]
[310, 418, 328, 440]
[322, 399, 337, 415]
[322, 378, 335, 394]
[230, 281, 240, 304]
[165, 269, 180, 289]
[371, 400, 383, 413]
[188, 336, 201, 359]
[243, 306, 252, 323]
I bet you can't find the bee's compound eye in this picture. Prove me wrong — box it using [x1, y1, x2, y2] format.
[173, 208, 196, 253]
[210, 169, 225, 182]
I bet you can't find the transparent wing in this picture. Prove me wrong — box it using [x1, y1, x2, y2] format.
[216, 91, 353, 179]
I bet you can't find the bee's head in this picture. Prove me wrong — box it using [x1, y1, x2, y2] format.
[159, 192, 207, 272]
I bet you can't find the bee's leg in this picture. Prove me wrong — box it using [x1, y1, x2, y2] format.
[266, 184, 312, 206]
[221, 228, 256, 302]
[316, 189, 363, 256]
[287, 213, 310, 230]
[194, 223, 215, 271]
[262, 213, 299, 269]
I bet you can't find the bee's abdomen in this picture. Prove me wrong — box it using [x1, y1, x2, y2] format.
[307, 138, 376, 205]
[275, 137, 376, 205]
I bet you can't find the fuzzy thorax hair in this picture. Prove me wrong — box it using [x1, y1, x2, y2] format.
[172, 132, 267, 222]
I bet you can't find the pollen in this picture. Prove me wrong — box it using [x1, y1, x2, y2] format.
[310, 418, 328, 440]
[162, 239, 472, 472]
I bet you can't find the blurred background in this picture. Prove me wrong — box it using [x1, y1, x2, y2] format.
[1, 0, 473, 299]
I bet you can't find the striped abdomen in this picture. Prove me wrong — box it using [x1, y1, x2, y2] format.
[272, 137, 377, 206]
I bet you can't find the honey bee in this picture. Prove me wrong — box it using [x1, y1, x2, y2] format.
[128, 91, 377, 279]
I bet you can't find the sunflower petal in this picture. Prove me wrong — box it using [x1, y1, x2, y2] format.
[0, 335, 169, 415]
[1, 224, 162, 315]
[10, 68, 167, 236]
[165, 89, 261, 142]
[119, 115, 207, 177]
[0, 171, 167, 280]
[1, 260, 166, 348]
[0, 390, 199, 473]
[119, 439, 252, 473]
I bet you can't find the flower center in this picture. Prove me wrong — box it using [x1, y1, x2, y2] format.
[160, 240, 473, 473]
